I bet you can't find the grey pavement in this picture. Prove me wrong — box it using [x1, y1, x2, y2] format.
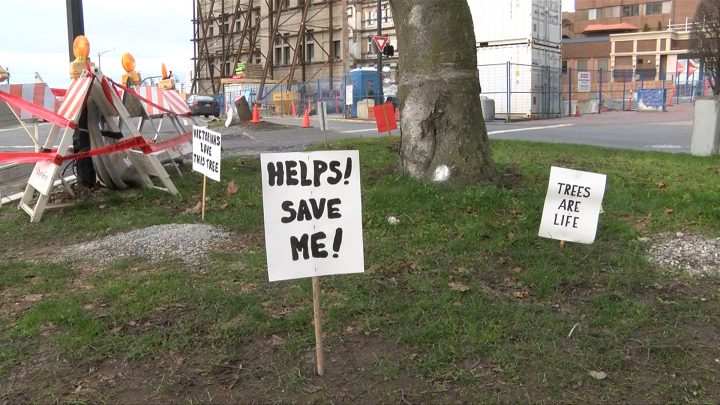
[0, 103, 697, 200]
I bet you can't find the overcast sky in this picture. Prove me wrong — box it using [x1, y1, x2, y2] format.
[1, 1, 575, 90]
[0, 0, 194, 89]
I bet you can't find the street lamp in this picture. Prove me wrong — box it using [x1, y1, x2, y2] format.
[97, 48, 115, 69]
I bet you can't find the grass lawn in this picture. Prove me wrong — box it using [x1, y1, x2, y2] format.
[0, 138, 719, 403]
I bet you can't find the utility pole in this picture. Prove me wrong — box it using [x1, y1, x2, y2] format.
[66, 0, 85, 62]
[376, 0, 383, 105]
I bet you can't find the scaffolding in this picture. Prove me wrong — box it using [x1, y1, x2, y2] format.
[191, 0, 348, 103]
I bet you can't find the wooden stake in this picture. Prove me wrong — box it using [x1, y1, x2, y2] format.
[381, 105, 393, 138]
[201, 175, 207, 221]
[311, 276, 325, 376]
[559, 240, 566, 248]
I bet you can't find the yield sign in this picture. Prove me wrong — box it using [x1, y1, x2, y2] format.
[373, 36, 389, 53]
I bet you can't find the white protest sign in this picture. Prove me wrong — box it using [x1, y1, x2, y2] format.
[261, 150, 364, 282]
[192, 125, 221, 182]
[538, 166, 607, 244]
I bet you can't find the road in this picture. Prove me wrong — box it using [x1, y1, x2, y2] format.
[0, 104, 695, 200]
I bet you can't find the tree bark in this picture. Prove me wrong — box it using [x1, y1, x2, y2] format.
[390, 0, 496, 186]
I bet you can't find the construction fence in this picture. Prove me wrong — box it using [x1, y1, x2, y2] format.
[219, 76, 356, 118]
[479, 62, 712, 120]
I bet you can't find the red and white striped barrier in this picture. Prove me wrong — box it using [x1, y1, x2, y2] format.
[133, 86, 191, 117]
[0, 83, 60, 120]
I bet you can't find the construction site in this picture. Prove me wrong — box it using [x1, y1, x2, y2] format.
[191, 0, 398, 117]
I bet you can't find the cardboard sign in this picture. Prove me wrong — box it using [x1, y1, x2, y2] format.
[261, 150, 364, 282]
[374, 103, 397, 133]
[538, 166, 607, 244]
[192, 126, 221, 182]
[578, 71, 591, 93]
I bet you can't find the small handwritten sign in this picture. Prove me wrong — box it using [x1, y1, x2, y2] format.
[192, 126, 221, 182]
[538, 166, 607, 244]
[261, 150, 364, 282]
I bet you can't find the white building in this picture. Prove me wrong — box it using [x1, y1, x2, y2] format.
[470, 0, 563, 118]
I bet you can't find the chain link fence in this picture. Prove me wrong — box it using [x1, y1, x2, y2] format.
[220, 76, 350, 118]
[479, 63, 712, 120]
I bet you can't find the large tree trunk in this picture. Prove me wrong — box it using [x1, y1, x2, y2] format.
[391, 0, 495, 186]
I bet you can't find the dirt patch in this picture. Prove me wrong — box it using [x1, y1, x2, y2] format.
[1, 331, 442, 404]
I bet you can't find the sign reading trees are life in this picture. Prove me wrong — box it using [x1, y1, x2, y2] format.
[261, 151, 364, 282]
[192, 126, 222, 181]
[538, 166, 607, 244]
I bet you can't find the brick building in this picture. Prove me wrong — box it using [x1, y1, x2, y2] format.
[562, 0, 702, 82]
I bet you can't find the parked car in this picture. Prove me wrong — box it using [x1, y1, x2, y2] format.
[186, 95, 220, 118]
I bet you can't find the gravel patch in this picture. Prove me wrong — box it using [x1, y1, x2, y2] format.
[646, 233, 720, 276]
[62, 224, 232, 265]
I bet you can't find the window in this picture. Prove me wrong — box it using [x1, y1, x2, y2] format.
[382, 4, 392, 23]
[577, 59, 588, 71]
[255, 52, 261, 64]
[367, 11, 377, 27]
[223, 18, 229, 34]
[622, 4, 639, 17]
[235, 19, 242, 33]
[306, 43, 314, 63]
[588, 8, 597, 20]
[367, 37, 374, 53]
[208, 25, 214, 37]
[562, 60, 568, 73]
[332, 40, 341, 59]
[604, 6, 621, 18]
[598, 59, 609, 71]
[645, 2, 662, 15]
[224, 61, 231, 77]
[283, 47, 290, 65]
[274, 47, 282, 65]
[306, 29, 315, 41]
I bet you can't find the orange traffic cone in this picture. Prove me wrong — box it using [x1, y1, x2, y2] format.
[251, 104, 261, 124]
[301, 107, 311, 128]
[575, 105, 580, 117]
[668, 86, 675, 106]
[291, 101, 298, 118]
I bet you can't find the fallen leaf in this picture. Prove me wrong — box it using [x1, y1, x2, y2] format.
[185, 202, 202, 214]
[366, 264, 381, 274]
[664, 208, 674, 215]
[270, 334, 286, 346]
[512, 291, 529, 299]
[449, 282, 470, 292]
[589, 370, 607, 380]
[219, 202, 229, 209]
[655, 182, 667, 190]
[511, 266, 523, 273]
[22, 294, 44, 302]
[227, 180, 239, 195]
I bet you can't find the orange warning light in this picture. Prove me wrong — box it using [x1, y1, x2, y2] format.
[72, 35, 90, 59]
[161, 63, 168, 79]
[121, 53, 136, 73]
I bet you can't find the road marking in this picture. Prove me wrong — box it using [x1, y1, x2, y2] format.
[645, 144, 684, 149]
[341, 128, 376, 134]
[488, 124, 574, 135]
[0, 145, 61, 149]
[0, 122, 51, 133]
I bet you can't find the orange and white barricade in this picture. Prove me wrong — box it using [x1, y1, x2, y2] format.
[0, 83, 60, 120]
[0, 67, 184, 222]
